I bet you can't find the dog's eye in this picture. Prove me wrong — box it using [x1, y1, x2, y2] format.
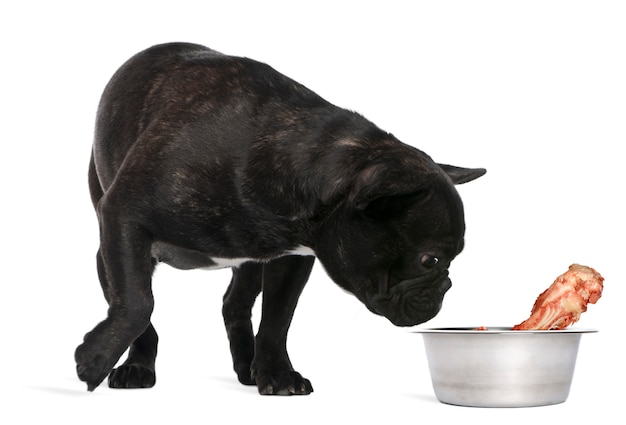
[421, 254, 439, 268]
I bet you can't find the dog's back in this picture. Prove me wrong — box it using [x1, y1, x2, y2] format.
[93, 43, 242, 191]
[90, 42, 395, 221]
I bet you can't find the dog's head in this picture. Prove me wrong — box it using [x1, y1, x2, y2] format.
[315, 153, 485, 327]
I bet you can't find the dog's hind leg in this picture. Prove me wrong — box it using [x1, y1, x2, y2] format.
[85, 250, 159, 389]
[222, 262, 263, 385]
[104, 253, 159, 389]
[88, 152, 103, 209]
[80, 151, 158, 389]
[75, 195, 155, 391]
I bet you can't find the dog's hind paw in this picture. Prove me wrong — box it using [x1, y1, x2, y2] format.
[108, 363, 156, 389]
[75, 348, 111, 392]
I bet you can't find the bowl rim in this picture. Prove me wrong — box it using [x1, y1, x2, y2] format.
[413, 326, 598, 334]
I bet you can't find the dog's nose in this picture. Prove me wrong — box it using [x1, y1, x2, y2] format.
[440, 276, 452, 293]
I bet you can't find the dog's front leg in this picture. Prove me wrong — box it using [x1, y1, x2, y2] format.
[75, 206, 154, 391]
[252, 255, 315, 395]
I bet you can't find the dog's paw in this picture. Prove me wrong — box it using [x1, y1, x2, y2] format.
[108, 363, 156, 389]
[75, 344, 113, 392]
[256, 371, 313, 395]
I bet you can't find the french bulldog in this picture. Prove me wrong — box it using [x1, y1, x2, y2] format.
[75, 42, 485, 395]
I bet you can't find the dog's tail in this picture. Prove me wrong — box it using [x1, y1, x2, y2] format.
[88, 150, 104, 209]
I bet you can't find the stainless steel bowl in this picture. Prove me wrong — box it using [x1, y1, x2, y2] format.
[415, 327, 596, 407]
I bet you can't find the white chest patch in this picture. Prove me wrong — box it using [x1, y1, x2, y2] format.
[287, 245, 316, 257]
[205, 245, 316, 270]
[206, 257, 257, 270]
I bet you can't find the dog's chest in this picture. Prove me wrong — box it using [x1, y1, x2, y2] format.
[151, 241, 314, 270]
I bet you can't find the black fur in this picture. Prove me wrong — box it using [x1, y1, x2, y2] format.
[76, 42, 485, 395]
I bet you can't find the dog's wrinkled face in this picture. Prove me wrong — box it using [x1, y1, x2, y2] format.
[315, 165, 469, 327]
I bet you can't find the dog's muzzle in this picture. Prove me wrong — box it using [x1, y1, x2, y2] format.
[369, 272, 452, 327]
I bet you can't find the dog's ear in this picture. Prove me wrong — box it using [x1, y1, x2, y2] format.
[349, 162, 485, 220]
[437, 164, 486, 184]
[350, 163, 433, 219]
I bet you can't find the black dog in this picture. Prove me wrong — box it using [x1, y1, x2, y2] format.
[76, 42, 485, 395]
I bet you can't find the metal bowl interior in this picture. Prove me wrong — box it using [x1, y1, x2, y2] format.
[414, 327, 597, 408]
[415, 326, 598, 334]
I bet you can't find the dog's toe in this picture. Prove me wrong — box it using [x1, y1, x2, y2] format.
[256, 371, 313, 395]
[75, 346, 112, 391]
[108, 363, 156, 389]
[76, 363, 108, 392]
[235, 364, 256, 386]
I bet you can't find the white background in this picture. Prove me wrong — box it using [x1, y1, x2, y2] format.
[1, 1, 624, 423]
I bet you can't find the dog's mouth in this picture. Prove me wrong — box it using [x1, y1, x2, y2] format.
[366, 271, 452, 327]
